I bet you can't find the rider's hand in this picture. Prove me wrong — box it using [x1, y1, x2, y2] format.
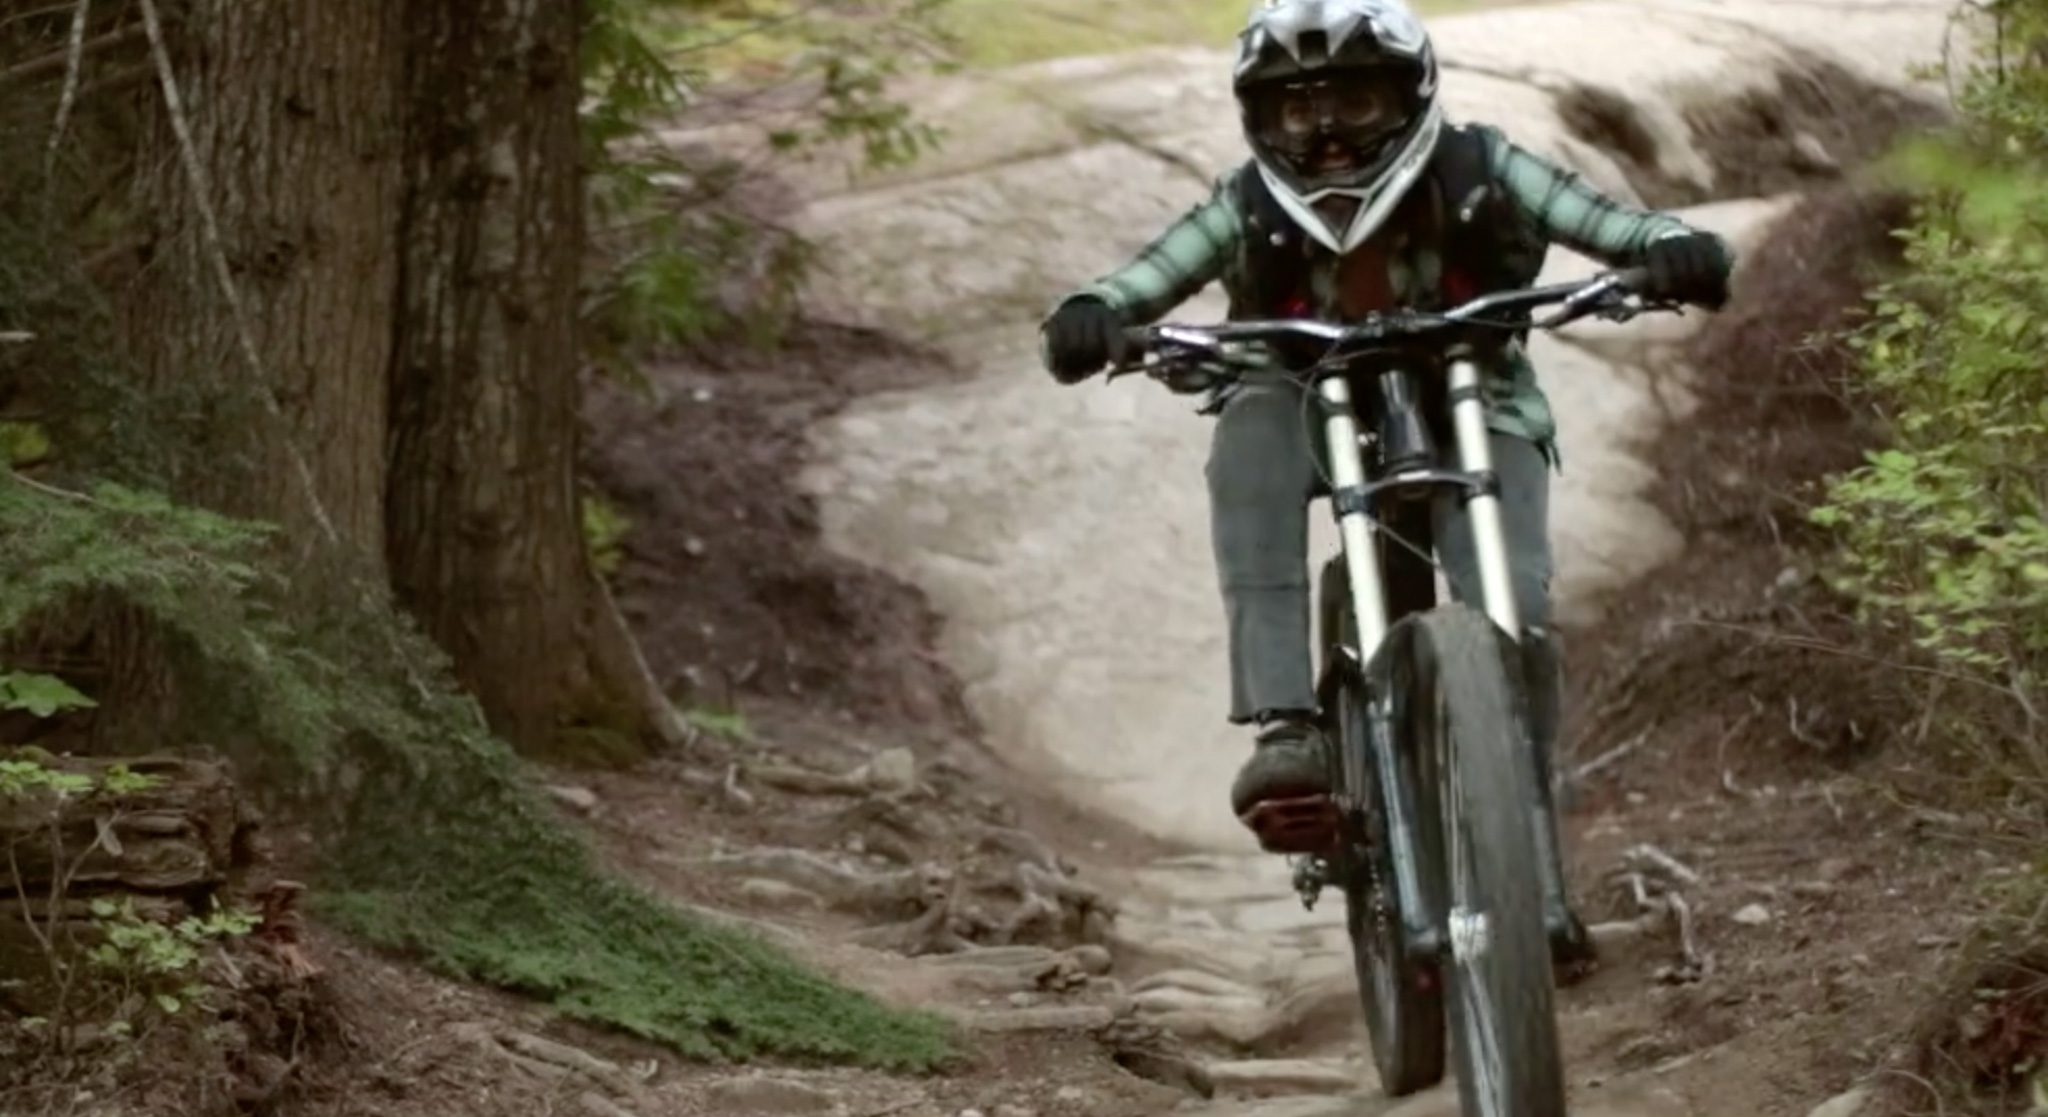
[1642, 231, 1731, 310]
[1042, 297, 1122, 384]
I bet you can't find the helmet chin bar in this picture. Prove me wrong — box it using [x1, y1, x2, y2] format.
[1255, 102, 1444, 255]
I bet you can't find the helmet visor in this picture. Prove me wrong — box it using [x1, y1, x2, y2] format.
[1245, 67, 1414, 185]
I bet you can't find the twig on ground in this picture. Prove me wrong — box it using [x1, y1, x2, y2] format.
[1626, 870, 1650, 910]
[721, 763, 754, 809]
[1713, 711, 1757, 798]
[1570, 730, 1648, 786]
[1627, 843, 1702, 888]
[1662, 891, 1709, 983]
[1786, 696, 1829, 751]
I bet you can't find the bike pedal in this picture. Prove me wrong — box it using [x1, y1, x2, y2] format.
[1240, 795, 1340, 855]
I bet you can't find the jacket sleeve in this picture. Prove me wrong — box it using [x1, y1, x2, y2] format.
[1047, 173, 1244, 326]
[1477, 124, 1733, 269]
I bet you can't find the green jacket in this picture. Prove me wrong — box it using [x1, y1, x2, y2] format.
[1046, 124, 1732, 453]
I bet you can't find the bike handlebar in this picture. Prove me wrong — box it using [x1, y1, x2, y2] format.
[1109, 266, 1659, 378]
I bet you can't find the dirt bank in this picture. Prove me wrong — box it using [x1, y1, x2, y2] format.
[582, 324, 973, 738]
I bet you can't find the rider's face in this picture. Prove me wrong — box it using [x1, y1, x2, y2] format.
[1254, 68, 1408, 179]
[1272, 76, 1398, 139]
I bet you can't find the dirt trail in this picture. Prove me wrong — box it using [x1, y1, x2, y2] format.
[775, 2, 1958, 1115]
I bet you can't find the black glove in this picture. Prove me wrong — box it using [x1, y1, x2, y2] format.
[1642, 231, 1730, 310]
[1042, 297, 1122, 384]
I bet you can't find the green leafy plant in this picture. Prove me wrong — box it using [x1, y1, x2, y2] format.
[0, 757, 91, 798]
[1812, 0, 2048, 699]
[86, 900, 261, 1018]
[681, 703, 752, 741]
[97, 764, 159, 796]
[0, 670, 95, 718]
[1810, 14, 2048, 1104]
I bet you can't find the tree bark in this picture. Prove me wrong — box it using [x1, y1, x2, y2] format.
[123, 0, 403, 552]
[386, 0, 672, 756]
[100, 0, 404, 746]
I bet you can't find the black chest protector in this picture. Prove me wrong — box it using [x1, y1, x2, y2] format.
[1228, 123, 1548, 326]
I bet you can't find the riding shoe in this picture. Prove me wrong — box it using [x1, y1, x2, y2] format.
[1229, 715, 1332, 820]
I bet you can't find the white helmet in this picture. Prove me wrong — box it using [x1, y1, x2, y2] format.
[1234, 0, 1443, 254]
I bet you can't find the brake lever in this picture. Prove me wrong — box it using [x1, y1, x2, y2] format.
[1535, 274, 1631, 330]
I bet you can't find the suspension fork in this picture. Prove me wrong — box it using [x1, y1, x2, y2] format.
[1317, 375, 1436, 954]
[1445, 355, 1520, 638]
[1446, 354, 1573, 928]
[1316, 376, 1389, 662]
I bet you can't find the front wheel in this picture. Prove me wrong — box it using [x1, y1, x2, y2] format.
[1409, 606, 1567, 1117]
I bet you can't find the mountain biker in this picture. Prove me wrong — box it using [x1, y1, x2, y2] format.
[1038, 0, 1731, 969]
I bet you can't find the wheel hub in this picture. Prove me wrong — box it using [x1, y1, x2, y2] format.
[1447, 908, 1491, 962]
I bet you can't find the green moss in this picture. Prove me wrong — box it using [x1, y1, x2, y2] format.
[325, 767, 950, 1068]
[682, 704, 754, 743]
[0, 421, 51, 468]
[581, 491, 632, 581]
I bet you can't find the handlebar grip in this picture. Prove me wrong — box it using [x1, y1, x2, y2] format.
[1113, 326, 1152, 362]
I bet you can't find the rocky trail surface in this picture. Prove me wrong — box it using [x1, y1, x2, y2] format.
[761, 2, 1964, 1115]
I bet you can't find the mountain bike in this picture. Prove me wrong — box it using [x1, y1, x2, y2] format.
[1107, 268, 1671, 1117]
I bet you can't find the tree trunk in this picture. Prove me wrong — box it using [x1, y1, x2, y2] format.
[123, 0, 404, 552]
[104, 0, 404, 746]
[386, 0, 673, 757]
